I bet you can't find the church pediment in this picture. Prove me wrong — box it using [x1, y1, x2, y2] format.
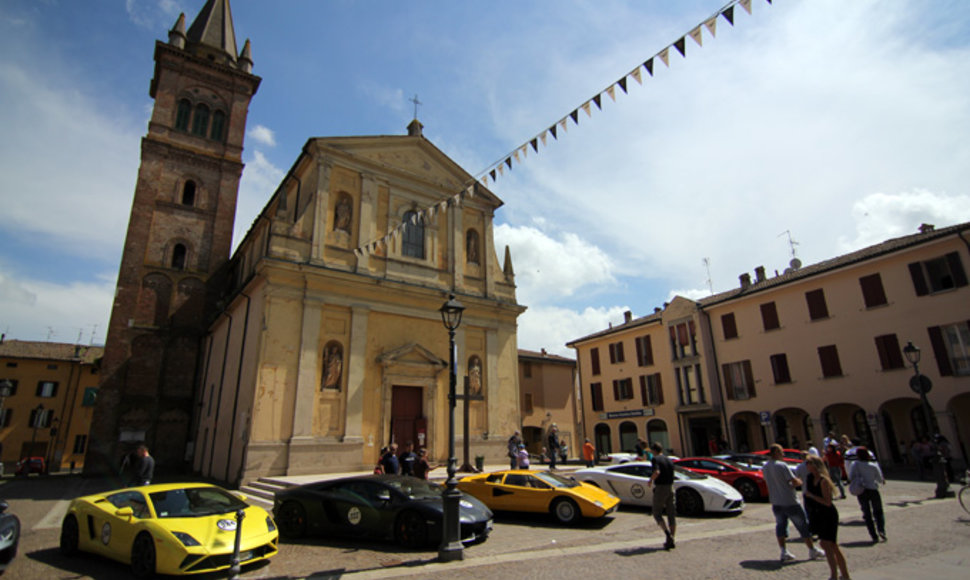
[377, 342, 447, 370]
[310, 136, 503, 207]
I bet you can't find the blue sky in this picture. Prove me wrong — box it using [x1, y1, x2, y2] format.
[2, 0, 970, 354]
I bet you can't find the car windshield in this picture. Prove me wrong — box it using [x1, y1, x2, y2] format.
[385, 478, 443, 500]
[149, 487, 248, 518]
[673, 466, 705, 480]
[532, 471, 580, 488]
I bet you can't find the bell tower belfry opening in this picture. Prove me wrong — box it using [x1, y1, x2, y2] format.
[85, 0, 260, 476]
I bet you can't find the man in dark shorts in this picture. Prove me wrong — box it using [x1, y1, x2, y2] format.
[647, 441, 676, 549]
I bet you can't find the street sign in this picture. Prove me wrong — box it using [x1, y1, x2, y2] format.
[909, 374, 932, 395]
[759, 411, 771, 425]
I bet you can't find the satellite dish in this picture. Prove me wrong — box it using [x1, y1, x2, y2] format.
[790, 258, 802, 270]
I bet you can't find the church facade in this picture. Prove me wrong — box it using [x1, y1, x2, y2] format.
[87, 0, 524, 485]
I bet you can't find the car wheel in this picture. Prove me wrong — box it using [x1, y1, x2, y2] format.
[395, 510, 428, 549]
[734, 478, 759, 502]
[60, 515, 79, 557]
[550, 497, 580, 524]
[675, 488, 704, 517]
[276, 500, 308, 539]
[130, 532, 156, 578]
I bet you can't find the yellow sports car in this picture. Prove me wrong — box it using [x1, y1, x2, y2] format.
[457, 470, 619, 524]
[59, 483, 278, 577]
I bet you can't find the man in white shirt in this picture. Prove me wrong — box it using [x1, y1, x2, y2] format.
[762, 444, 825, 562]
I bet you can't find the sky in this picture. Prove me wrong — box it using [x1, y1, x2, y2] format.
[1, 0, 970, 356]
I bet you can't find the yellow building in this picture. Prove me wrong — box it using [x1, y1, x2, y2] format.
[0, 339, 102, 473]
[518, 349, 581, 460]
[569, 223, 970, 468]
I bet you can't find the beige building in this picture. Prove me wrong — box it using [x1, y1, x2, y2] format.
[0, 339, 103, 473]
[518, 349, 581, 459]
[87, 0, 524, 485]
[569, 223, 970, 468]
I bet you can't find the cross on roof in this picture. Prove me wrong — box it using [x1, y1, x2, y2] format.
[409, 94, 422, 119]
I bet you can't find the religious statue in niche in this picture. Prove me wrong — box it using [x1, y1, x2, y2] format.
[468, 357, 482, 395]
[466, 229, 479, 264]
[323, 343, 343, 390]
[334, 194, 352, 233]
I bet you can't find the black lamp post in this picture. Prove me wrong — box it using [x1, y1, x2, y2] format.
[902, 341, 949, 498]
[438, 293, 465, 562]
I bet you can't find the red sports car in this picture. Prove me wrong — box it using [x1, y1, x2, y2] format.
[751, 448, 804, 463]
[674, 457, 768, 502]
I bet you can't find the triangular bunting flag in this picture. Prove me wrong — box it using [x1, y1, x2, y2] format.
[569, 110, 579, 124]
[631, 67, 642, 84]
[530, 138, 539, 153]
[658, 48, 670, 67]
[689, 26, 703, 47]
[481, 175, 489, 186]
[704, 16, 718, 37]
[644, 58, 655, 76]
[513, 149, 520, 163]
[581, 101, 592, 117]
[520, 144, 528, 159]
[606, 85, 616, 101]
[592, 94, 602, 110]
[490, 169, 497, 181]
[539, 132, 548, 146]
[722, 6, 735, 25]
[618, 77, 628, 93]
[560, 118, 569, 132]
[505, 157, 513, 169]
[673, 37, 686, 58]
[549, 124, 558, 140]
[740, 0, 752, 15]
[498, 164, 505, 176]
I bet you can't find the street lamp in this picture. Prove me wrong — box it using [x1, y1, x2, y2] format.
[438, 293, 465, 562]
[902, 341, 949, 498]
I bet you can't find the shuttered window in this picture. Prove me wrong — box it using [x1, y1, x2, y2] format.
[818, 345, 843, 378]
[590, 382, 604, 411]
[909, 252, 968, 296]
[635, 335, 654, 366]
[721, 312, 738, 339]
[590, 347, 601, 375]
[770, 353, 792, 384]
[859, 273, 888, 308]
[639, 374, 664, 406]
[760, 302, 780, 331]
[874, 334, 905, 370]
[805, 289, 829, 320]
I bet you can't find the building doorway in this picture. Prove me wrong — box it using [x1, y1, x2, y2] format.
[391, 386, 423, 448]
[688, 417, 722, 456]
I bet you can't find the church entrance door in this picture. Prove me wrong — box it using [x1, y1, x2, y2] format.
[390, 386, 423, 448]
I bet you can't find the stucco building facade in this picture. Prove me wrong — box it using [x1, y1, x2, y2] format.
[569, 223, 970, 469]
[517, 349, 581, 459]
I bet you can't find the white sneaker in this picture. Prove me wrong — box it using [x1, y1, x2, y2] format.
[780, 550, 796, 562]
[809, 547, 825, 560]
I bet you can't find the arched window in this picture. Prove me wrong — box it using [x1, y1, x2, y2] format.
[175, 99, 192, 131]
[402, 210, 424, 259]
[594, 423, 612, 456]
[647, 419, 670, 452]
[774, 415, 789, 447]
[191, 104, 210, 137]
[171, 244, 187, 270]
[210, 110, 226, 141]
[181, 181, 196, 206]
[619, 421, 638, 452]
[466, 229, 480, 264]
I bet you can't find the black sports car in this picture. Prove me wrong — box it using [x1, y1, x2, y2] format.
[0, 501, 20, 576]
[273, 475, 492, 549]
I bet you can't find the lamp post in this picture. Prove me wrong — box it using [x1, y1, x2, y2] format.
[438, 293, 465, 562]
[29, 404, 45, 459]
[902, 341, 949, 498]
[0, 380, 11, 475]
[46, 417, 60, 474]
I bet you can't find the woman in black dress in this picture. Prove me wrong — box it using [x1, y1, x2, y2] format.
[805, 455, 851, 580]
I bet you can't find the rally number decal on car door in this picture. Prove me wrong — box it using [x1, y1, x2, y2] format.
[630, 483, 645, 499]
[347, 507, 362, 525]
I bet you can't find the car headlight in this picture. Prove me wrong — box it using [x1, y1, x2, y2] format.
[594, 501, 603, 508]
[266, 515, 276, 532]
[459, 500, 473, 509]
[172, 531, 201, 546]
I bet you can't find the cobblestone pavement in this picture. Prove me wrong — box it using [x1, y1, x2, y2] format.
[2, 472, 968, 579]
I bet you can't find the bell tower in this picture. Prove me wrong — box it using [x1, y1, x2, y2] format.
[86, 0, 260, 475]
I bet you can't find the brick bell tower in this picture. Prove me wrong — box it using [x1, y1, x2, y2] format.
[86, 0, 260, 476]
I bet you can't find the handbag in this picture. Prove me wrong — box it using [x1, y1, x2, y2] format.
[848, 477, 865, 496]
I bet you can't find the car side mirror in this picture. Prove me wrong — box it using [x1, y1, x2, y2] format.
[377, 491, 391, 502]
[115, 506, 134, 518]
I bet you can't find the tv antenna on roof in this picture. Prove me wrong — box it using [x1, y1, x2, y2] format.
[779, 230, 802, 271]
[702, 257, 714, 295]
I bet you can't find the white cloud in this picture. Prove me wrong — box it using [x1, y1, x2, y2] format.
[233, 150, 286, 249]
[839, 189, 970, 252]
[494, 223, 616, 307]
[518, 305, 631, 358]
[247, 125, 277, 147]
[125, 0, 182, 30]
[0, 269, 114, 345]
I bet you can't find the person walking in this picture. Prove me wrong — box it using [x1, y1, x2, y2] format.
[647, 442, 676, 549]
[824, 443, 847, 499]
[399, 441, 417, 476]
[583, 438, 596, 467]
[547, 424, 561, 470]
[804, 455, 851, 579]
[413, 448, 433, 479]
[381, 443, 400, 475]
[507, 430, 522, 470]
[516, 443, 530, 469]
[130, 445, 154, 487]
[848, 447, 886, 543]
[762, 444, 825, 562]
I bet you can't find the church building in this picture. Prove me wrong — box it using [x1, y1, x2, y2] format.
[88, 0, 525, 485]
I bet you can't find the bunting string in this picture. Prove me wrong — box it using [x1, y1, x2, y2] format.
[356, 0, 771, 255]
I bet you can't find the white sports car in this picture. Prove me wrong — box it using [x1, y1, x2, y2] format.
[572, 461, 744, 516]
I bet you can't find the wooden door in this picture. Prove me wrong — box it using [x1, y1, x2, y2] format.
[391, 386, 423, 447]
